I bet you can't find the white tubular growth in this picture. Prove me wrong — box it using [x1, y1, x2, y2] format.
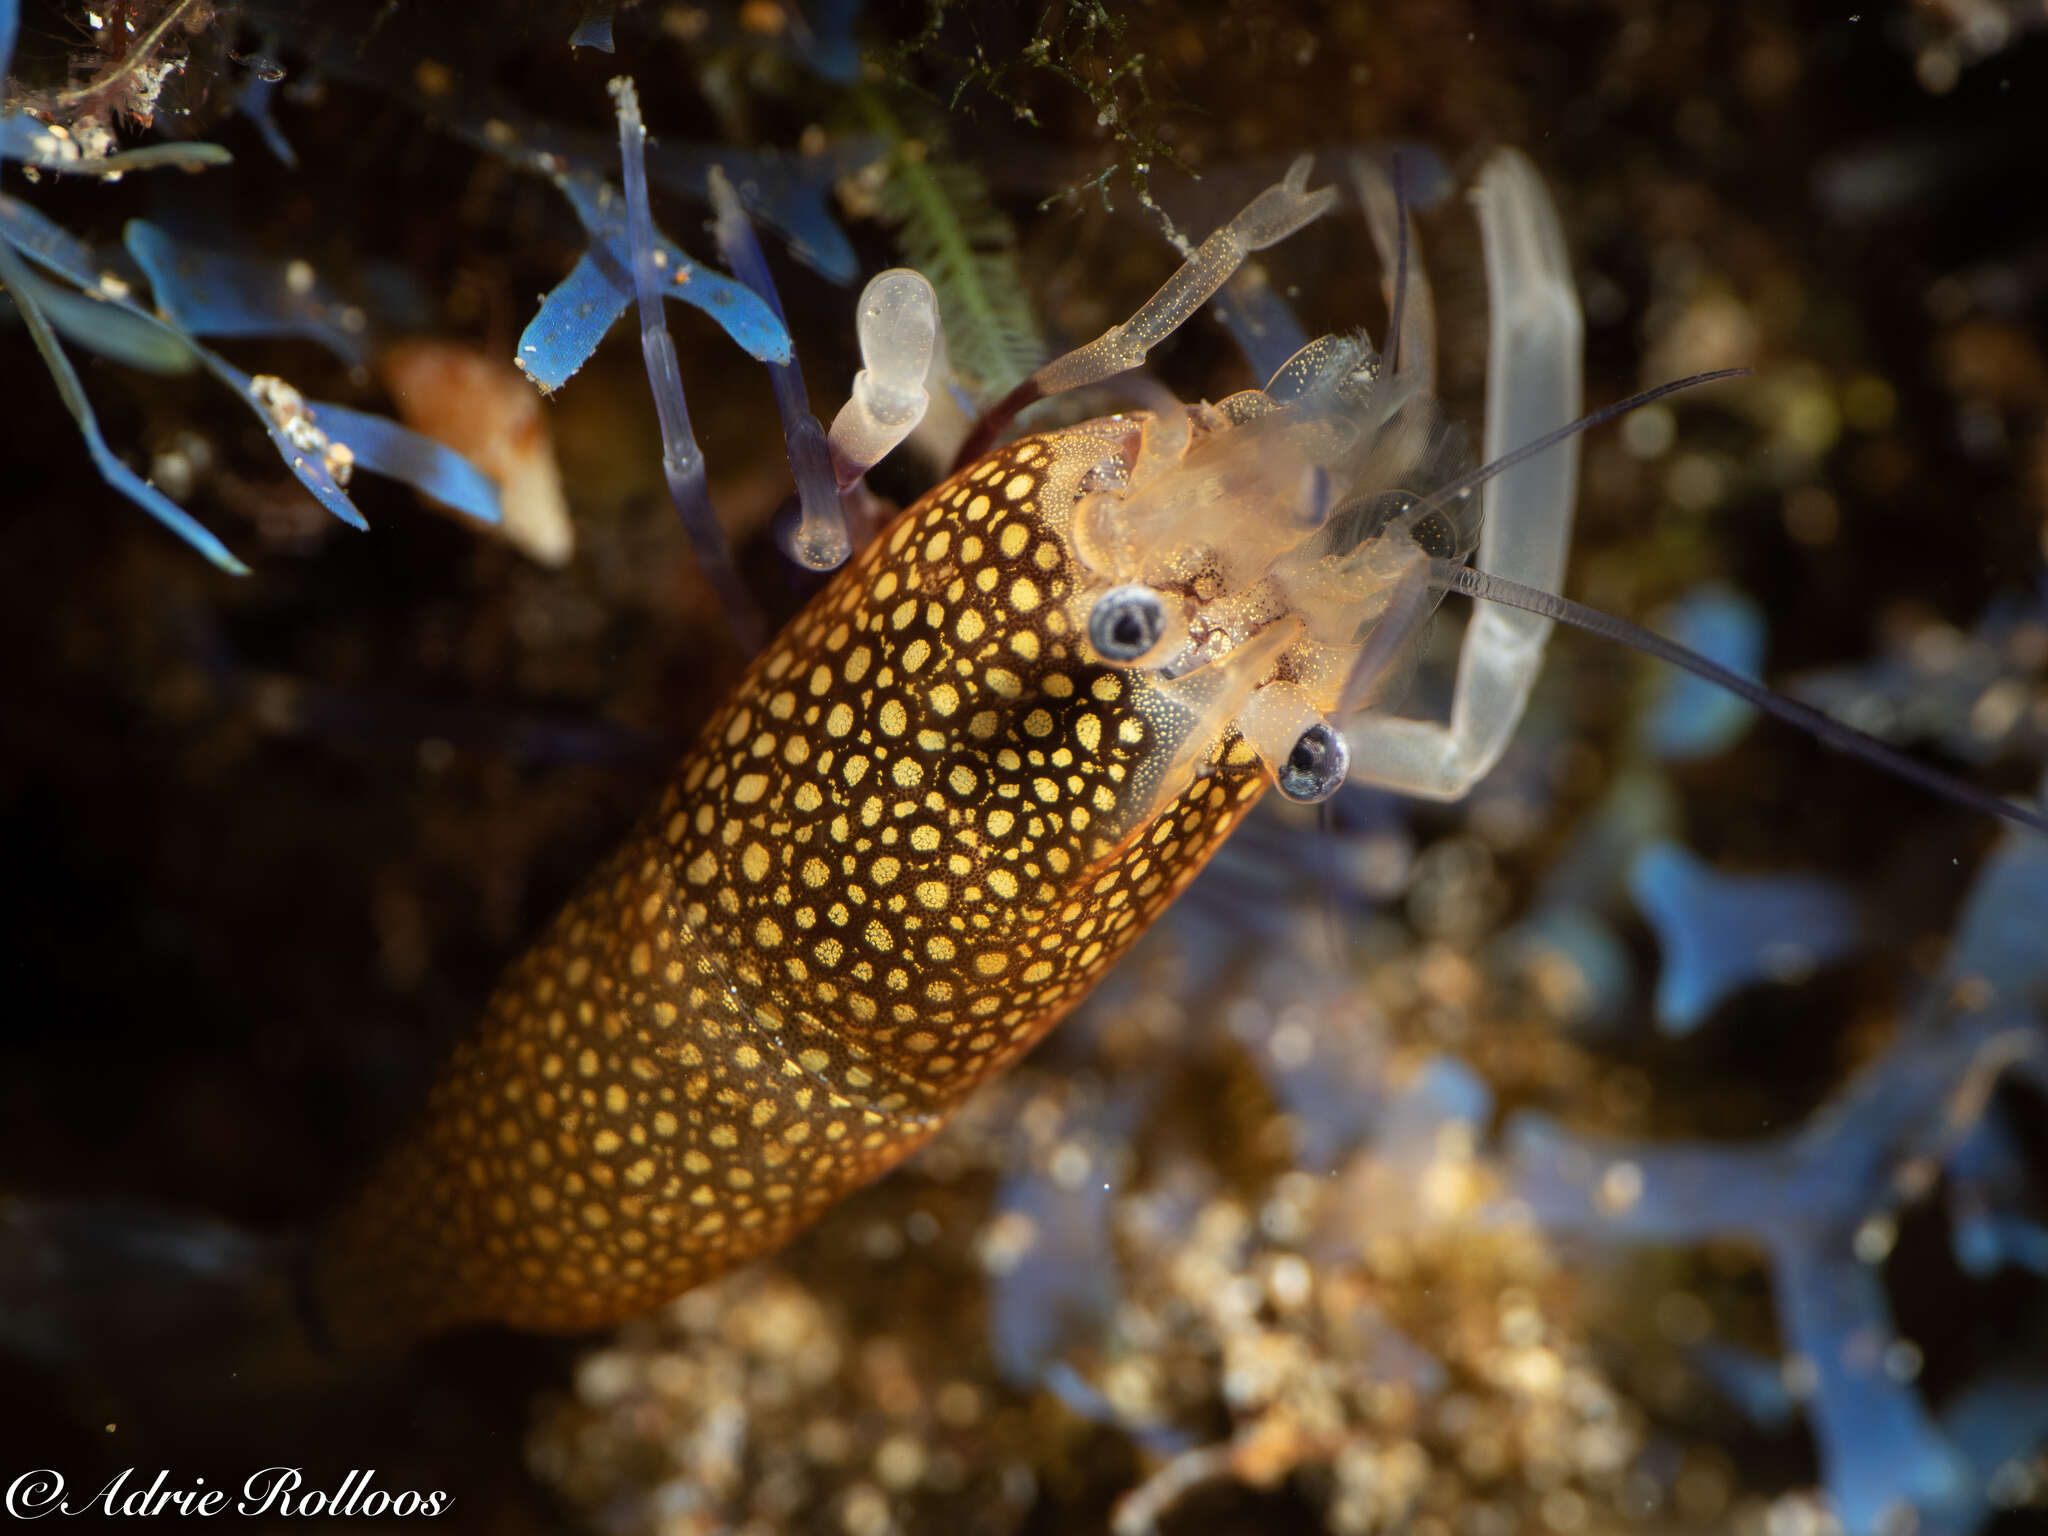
[1343, 147, 1584, 798]
[828, 269, 938, 488]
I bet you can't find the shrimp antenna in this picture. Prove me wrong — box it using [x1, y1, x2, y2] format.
[1413, 368, 1753, 521]
[1435, 560, 2048, 836]
[1386, 149, 1410, 376]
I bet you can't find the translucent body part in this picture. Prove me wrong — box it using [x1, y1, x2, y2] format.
[707, 166, 850, 571]
[1351, 154, 1435, 390]
[1033, 156, 1337, 398]
[827, 269, 938, 487]
[1343, 148, 1584, 798]
[953, 156, 1339, 469]
[609, 78, 764, 648]
[995, 148, 1579, 824]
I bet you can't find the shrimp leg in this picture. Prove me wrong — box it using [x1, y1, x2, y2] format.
[1344, 148, 1585, 798]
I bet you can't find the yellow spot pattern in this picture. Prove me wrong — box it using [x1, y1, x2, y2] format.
[312, 434, 1264, 1343]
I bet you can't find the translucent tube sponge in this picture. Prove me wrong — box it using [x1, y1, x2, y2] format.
[827, 268, 937, 487]
[610, 78, 763, 649]
[707, 165, 849, 572]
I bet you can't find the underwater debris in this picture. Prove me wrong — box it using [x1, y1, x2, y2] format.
[527, 887, 1643, 1536]
[377, 340, 574, 567]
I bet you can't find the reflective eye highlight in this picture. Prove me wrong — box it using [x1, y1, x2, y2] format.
[1087, 584, 1170, 664]
[1275, 720, 1349, 803]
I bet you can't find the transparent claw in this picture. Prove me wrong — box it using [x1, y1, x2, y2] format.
[953, 156, 1338, 469]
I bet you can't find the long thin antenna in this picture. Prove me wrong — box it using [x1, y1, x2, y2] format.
[1405, 369, 1751, 530]
[1438, 561, 2048, 837]
[1387, 150, 1410, 376]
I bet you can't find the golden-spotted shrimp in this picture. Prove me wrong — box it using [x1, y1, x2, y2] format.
[308, 137, 2048, 1349]
[306, 149, 1617, 1346]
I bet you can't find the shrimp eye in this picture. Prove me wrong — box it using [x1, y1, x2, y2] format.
[1275, 720, 1349, 804]
[1088, 584, 1169, 665]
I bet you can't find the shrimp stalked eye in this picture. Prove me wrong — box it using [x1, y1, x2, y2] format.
[1276, 721, 1350, 804]
[1087, 583, 1172, 664]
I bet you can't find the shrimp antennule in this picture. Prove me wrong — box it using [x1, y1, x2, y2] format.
[1395, 368, 1754, 539]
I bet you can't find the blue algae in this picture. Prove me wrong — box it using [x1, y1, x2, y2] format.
[0, 235, 244, 572]
[1, 71, 500, 571]
[1690, 1341, 1800, 1430]
[1629, 840, 1861, 1035]
[1946, 1108, 2048, 1278]
[0, 115, 231, 175]
[235, 70, 297, 167]
[984, 1084, 1153, 1397]
[1792, 592, 2048, 768]
[788, 0, 861, 84]
[709, 167, 848, 571]
[245, 0, 864, 281]
[1497, 904, 1636, 1027]
[570, 1, 616, 52]
[1637, 582, 1765, 760]
[1213, 264, 1312, 388]
[1507, 825, 2048, 1535]
[125, 220, 370, 367]
[514, 170, 793, 395]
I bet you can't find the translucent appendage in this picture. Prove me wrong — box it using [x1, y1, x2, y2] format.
[1033, 155, 1338, 397]
[1344, 147, 1583, 799]
[1352, 153, 1436, 389]
[827, 268, 938, 487]
[707, 165, 849, 572]
[611, 79, 763, 647]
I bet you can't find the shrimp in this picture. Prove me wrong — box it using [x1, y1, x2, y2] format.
[304, 149, 1614, 1345]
